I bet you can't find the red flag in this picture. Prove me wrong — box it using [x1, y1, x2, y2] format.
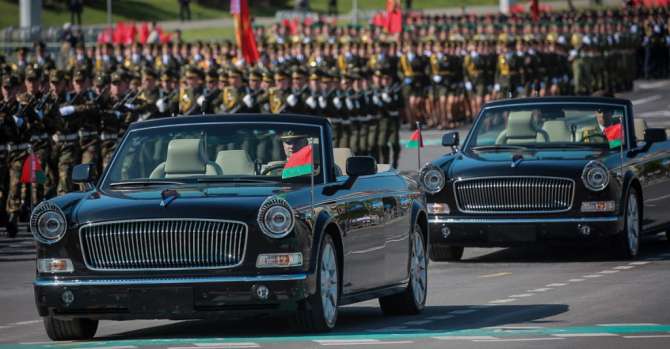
[21, 153, 45, 184]
[231, 0, 259, 65]
[406, 129, 423, 148]
[282, 145, 313, 179]
[385, 0, 402, 34]
[139, 22, 150, 44]
[530, 0, 539, 22]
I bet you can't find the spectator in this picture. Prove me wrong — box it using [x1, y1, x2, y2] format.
[68, 0, 84, 25]
[328, 0, 337, 16]
[179, 0, 192, 21]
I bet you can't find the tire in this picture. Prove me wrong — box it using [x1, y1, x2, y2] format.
[293, 234, 339, 332]
[429, 245, 464, 262]
[615, 187, 641, 259]
[379, 224, 428, 316]
[43, 316, 98, 341]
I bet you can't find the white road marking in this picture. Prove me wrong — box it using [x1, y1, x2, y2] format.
[583, 274, 604, 278]
[623, 335, 670, 339]
[629, 261, 650, 265]
[474, 337, 565, 342]
[449, 309, 478, 315]
[597, 323, 660, 326]
[546, 283, 567, 287]
[599, 270, 620, 274]
[81, 346, 137, 349]
[632, 94, 662, 106]
[568, 278, 585, 282]
[509, 293, 535, 298]
[10, 320, 41, 326]
[404, 320, 432, 325]
[194, 344, 260, 348]
[488, 299, 516, 304]
[553, 333, 619, 337]
[637, 81, 670, 89]
[0, 326, 12, 330]
[527, 288, 552, 292]
[433, 336, 498, 340]
[638, 110, 670, 118]
[315, 339, 413, 346]
[427, 315, 454, 320]
[487, 326, 545, 330]
[614, 266, 634, 270]
[480, 272, 512, 278]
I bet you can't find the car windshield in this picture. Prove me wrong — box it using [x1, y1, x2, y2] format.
[467, 104, 627, 153]
[103, 122, 322, 186]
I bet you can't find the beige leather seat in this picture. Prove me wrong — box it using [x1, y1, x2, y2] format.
[496, 111, 549, 144]
[215, 150, 254, 175]
[540, 120, 572, 142]
[150, 139, 222, 179]
[634, 118, 648, 143]
[333, 147, 353, 176]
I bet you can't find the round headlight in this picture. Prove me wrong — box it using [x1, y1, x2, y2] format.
[258, 196, 295, 238]
[30, 201, 67, 244]
[419, 164, 446, 194]
[582, 160, 610, 191]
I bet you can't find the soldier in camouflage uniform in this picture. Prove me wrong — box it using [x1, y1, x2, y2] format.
[3, 75, 28, 237]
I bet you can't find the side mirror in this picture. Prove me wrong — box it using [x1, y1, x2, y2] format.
[72, 164, 97, 185]
[442, 131, 459, 147]
[644, 128, 668, 144]
[346, 156, 377, 177]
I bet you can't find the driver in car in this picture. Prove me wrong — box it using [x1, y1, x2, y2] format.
[262, 130, 310, 176]
[581, 108, 616, 143]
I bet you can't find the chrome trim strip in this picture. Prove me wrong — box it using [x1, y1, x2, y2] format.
[428, 216, 620, 224]
[453, 176, 576, 214]
[78, 218, 248, 272]
[34, 273, 309, 287]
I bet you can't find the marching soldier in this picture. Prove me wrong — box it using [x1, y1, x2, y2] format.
[179, 66, 206, 115]
[25, 67, 56, 200]
[219, 68, 247, 113]
[156, 70, 179, 117]
[99, 71, 131, 168]
[379, 70, 402, 168]
[134, 68, 161, 121]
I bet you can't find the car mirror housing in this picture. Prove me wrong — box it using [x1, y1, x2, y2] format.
[644, 128, 667, 144]
[346, 156, 377, 177]
[442, 132, 459, 147]
[72, 164, 97, 185]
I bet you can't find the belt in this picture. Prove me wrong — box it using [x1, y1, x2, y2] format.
[100, 132, 118, 141]
[53, 133, 79, 142]
[79, 130, 99, 138]
[8, 143, 31, 151]
[30, 133, 49, 142]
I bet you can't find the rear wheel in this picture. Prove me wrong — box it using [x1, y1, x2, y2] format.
[43, 316, 98, 341]
[293, 234, 339, 332]
[379, 224, 428, 315]
[429, 245, 464, 261]
[615, 188, 641, 259]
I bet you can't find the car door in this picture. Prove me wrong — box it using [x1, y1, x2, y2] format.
[381, 179, 413, 285]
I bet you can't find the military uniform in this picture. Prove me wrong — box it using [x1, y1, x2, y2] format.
[179, 66, 206, 115]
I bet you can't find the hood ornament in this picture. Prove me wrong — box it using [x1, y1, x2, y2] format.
[160, 189, 180, 207]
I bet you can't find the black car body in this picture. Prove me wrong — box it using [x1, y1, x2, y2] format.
[421, 97, 670, 261]
[32, 114, 428, 339]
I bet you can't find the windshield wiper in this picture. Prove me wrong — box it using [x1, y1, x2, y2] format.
[109, 180, 186, 188]
[470, 145, 531, 152]
[196, 177, 278, 184]
[527, 143, 608, 149]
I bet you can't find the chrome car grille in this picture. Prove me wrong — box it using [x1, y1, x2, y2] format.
[79, 219, 247, 271]
[454, 176, 574, 214]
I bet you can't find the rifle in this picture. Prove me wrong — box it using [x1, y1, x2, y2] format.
[92, 87, 109, 105]
[229, 88, 265, 114]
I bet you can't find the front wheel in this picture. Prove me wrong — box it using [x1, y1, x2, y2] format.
[43, 316, 98, 341]
[379, 224, 428, 315]
[615, 188, 641, 259]
[293, 234, 339, 332]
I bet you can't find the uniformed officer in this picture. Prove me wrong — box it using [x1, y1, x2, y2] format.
[1, 74, 22, 237]
[135, 68, 161, 121]
[179, 65, 206, 115]
[99, 71, 131, 168]
[156, 70, 179, 117]
[379, 70, 402, 168]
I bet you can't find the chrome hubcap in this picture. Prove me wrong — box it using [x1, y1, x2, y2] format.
[627, 194, 639, 256]
[410, 228, 427, 306]
[320, 242, 338, 327]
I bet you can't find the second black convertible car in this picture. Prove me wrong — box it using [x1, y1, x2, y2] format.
[32, 114, 428, 340]
[422, 97, 670, 261]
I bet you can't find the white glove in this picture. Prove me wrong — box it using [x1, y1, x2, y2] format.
[243, 94, 254, 108]
[333, 97, 342, 109]
[382, 92, 391, 103]
[465, 81, 473, 91]
[372, 95, 381, 106]
[156, 98, 167, 113]
[345, 98, 354, 111]
[432, 75, 442, 83]
[318, 96, 327, 109]
[306, 96, 317, 109]
[114, 111, 123, 119]
[124, 103, 136, 110]
[196, 95, 205, 106]
[59, 105, 75, 116]
[12, 115, 24, 128]
[494, 83, 501, 92]
[287, 94, 298, 107]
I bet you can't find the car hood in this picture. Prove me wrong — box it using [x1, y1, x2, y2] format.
[72, 185, 311, 225]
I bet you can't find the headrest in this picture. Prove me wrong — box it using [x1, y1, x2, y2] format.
[634, 118, 648, 142]
[541, 120, 572, 142]
[506, 111, 537, 139]
[165, 139, 208, 174]
[333, 148, 353, 173]
[216, 150, 254, 175]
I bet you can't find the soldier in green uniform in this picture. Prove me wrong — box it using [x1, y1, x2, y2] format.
[63, 69, 101, 168]
[1, 74, 22, 237]
[99, 71, 131, 168]
[379, 70, 402, 168]
[135, 68, 161, 121]
[179, 66, 206, 115]
[156, 70, 179, 117]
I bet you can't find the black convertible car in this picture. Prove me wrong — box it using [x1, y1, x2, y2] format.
[31, 114, 428, 340]
[421, 97, 670, 261]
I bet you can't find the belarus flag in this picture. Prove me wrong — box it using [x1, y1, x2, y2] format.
[21, 153, 46, 184]
[604, 124, 623, 149]
[282, 145, 313, 179]
[406, 129, 423, 149]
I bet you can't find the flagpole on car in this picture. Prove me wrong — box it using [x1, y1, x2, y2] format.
[309, 138, 315, 216]
[416, 121, 422, 172]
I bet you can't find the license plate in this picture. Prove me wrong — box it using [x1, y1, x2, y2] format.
[129, 287, 193, 314]
[488, 225, 537, 242]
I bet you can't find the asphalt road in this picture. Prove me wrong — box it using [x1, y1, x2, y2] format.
[1, 81, 670, 348]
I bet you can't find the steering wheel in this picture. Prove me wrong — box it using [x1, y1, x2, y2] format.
[261, 162, 286, 175]
[582, 133, 608, 144]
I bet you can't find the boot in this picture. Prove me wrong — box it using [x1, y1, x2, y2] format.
[6, 213, 18, 238]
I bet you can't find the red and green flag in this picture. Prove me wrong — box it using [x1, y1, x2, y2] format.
[406, 129, 423, 149]
[604, 123, 623, 149]
[282, 145, 313, 179]
[21, 153, 46, 185]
